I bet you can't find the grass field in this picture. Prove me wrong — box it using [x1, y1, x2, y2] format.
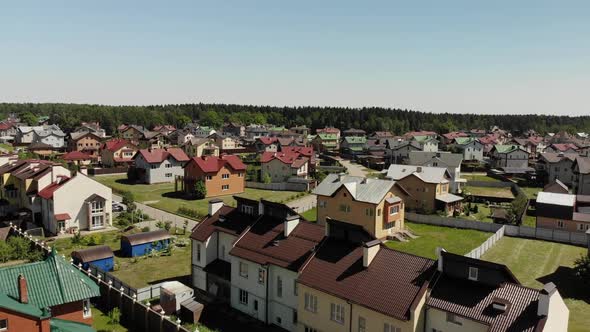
[459, 203, 493, 223]
[482, 237, 589, 332]
[51, 228, 191, 288]
[462, 174, 502, 182]
[519, 186, 543, 199]
[92, 305, 127, 332]
[301, 207, 317, 222]
[385, 222, 491, 259]
[95, 175, 303, 217]
[0, 143, 14, 152]
[463, 185, 515, 199]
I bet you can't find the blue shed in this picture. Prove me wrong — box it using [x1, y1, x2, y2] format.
[71, 245, 115, 272]
[121, 229, 171, 257]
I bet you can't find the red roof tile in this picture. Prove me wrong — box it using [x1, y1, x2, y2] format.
[38, 178, 70, 199]
[550, 143, 578, 152]
[62, 151, 95, 161]
[257, 137, 278, 145]
[189, 155, 246, 173]
[102, 139, 135, 152]
[54, 213, 71, 221]
[135, 147, 189, 163]
[260, 151, 309, 168]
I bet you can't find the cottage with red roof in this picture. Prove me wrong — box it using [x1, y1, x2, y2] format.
[183, 155, 246, 197]
[260, 151, 309, 183]
[39, 172, 112, 234]
[131, 147, 189, 184]
[254, 137, 279, 153]
[62, 151, 96, 167]
[545, 143, 579, 155]
[100, 138, 137, 167]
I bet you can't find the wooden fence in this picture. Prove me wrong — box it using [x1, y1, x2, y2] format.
[245, 181, 308, 192]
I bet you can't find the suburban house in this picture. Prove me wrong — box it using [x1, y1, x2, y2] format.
[39, 172, 112, 235]
[172, 129, 195, 146]
[412, 135, 439, 152]
[62, 151, 96, 167]
[339, 136, 367, 157]
[117, 124, 146, 145]
[254, 137, 280, 153]
[384, 164, 463, 216]
[545, 143, 579, 154]
[152, 124, 176, 135]
[245, 124, 271, 139]
[478, 135, 498, 156]
[312, 133, 339, 152]
[426, 249, 569, 332]
[0, 121, 18, 141]
[342, 128, 366, 137]
[297, 219, 435, 332]
[73, 122, 106, 138]
[183, 155, 246, 197]
[15, 125, 66, 148]
[512, 136, 546, 156]
[537, 153, 577, 186]
[222, 122, 246, 137]
[0, 251, 100, 332]
[260, 151, 309, 183]
[181, 137, 220, 158]
[385, 139, 422, 165]
[139, 131, 171, 149]
[404, 130, 437, 140]
[440, 131, 468, 146]
[193, 126, 216, 137]
[369, 131, 395, 140]
[489, 144, 530, 169]
[68, 131, 103, 159]
[290, 125, 310, 137]
[100, 138, 138, 167]
[316, 127, 341, 141]
[313, 174, 407, 239]
[453, 137, 484, 161]
[191, 198, 323, 331]
[0, 160, 71, 222]
[536, 191, 590, 233]
[209, 133, 241, 151]
[544, 179, 570, 194]
[408, 151, 465, 193]
[573, 156, 590, 195]
[131, 147, 189, 184]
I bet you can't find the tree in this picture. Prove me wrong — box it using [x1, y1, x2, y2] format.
[121, 191, 136, 212]
[574, 254, 590, 285]
[194, 180, 207, 199]
[183, 220, 189, 235]
[0, 241, 11, 263]
[20, 112, 38, 126]
[107, 307, 121, 332]
[7, 237, 31, 261]
[262, 173, 272, 184]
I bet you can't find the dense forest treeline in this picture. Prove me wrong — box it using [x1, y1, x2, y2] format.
[1, 103, 589, 136]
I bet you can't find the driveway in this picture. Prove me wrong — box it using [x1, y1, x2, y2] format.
[334, 157, 370, 177]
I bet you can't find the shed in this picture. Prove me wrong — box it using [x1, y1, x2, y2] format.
[490, 207, 509, 224]
[71, 245, 115, 272]
[120, 229, 171, 257]
[160, 281, 194, 314]
[180, 299, 204, 324]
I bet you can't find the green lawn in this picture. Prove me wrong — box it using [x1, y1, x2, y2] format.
[301, 207, 317, 222]
[92, 305, 127, 332]
[482, 237, 589, 332]
[463, 186, 515, 199]
[462, 174, 502, 182]
[0, 143, 14, 152]
[459, 203, 493, 223]
[520, 186, 543, 199]
[385, 222, 491, 259]
[95, 175, 303, 218]
[51, 229, 191, 288]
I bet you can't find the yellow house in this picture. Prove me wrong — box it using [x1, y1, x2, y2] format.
[313, 174, 407, 239]
[181, 137, 220, 158]
[297, 233, 435, 332]
[384, 165, 463, 216]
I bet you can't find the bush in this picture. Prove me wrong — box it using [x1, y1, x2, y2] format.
[574, 254, 590, 285]
[141, 226, 151, 232]
[121, 191, 136, 212]
[194, 180, 207, 199]
[177, 206, 201, 218]
[472, 204, 479, 213]
[71, 231, 82, 244]
[262, 173, 272, 184]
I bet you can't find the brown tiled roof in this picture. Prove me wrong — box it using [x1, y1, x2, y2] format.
[230, 217, 324, 271]
[190, 206, 258, 242]
[298, 239, 435, 321]
[428, 276, 543, 332]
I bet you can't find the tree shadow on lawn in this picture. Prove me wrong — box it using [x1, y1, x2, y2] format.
[115, 178, 139, 185]
[161, 191, 202, 201]
[148, 274, 192, 286]
[537, 266, 590, 304]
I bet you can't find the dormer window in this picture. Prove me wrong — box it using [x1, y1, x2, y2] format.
[468, 267, 479, 281]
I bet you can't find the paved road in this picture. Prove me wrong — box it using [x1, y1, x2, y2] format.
[334, 157, 371, 177]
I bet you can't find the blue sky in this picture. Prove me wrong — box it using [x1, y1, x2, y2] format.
[1, 1, 589, 115]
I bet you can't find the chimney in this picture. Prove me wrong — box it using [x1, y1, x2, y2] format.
[416, 166, 422, 173]
[338, 173, 346, 182]
[363, 240, 381, 268]
[538, 282, 558, 317]
[208, 198, 224, 216]
[18, 274, 28, 304]
[284, 214, 300, 237]
[436, 247, 446, 272]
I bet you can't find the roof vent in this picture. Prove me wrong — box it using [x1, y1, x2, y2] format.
[272, 240, 280, 246]
[416, 166, 422, 173]
[218, 214, 226, 223]
[491, 298, 510, 314]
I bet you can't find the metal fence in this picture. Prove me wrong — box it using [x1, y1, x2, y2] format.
[89, 166, 129, 176]
[245, 181, 308, 192]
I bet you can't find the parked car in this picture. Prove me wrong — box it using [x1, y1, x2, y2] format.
[112, 204, 124, 212]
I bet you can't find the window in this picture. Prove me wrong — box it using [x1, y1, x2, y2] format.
[83, 299, 92, 318]
[304, 293, 318, 313]
[91, 200, 104, 214]
[222, 184, 230, 191]
[276, 316, 282, 325]
[365, 208, 374, 217]
[220, 245, 226, 260]
[91, 215, 104, 228]
[384, 323, 401, 332]
[165, 173, 173, 177]
[222, 173, 230, 179]
[293, 310, 298, 324]
[578, 223, 590, 231]
[377, 208, 381, 216]
[383, 220, 396, 230]
[242, 205, 255, 215]
[206, 175, 212, 181]
[196, 243, 201, 262]
[258, 268, 265, 284]
[319, 200, 327, 208]
[0, 318, 7, 331]
[254, 299, 258, 311]
[165, 163, 172, 168]
[468, 267, 478, 281]
[277, 276, 283, 298]
[557, 220, 564, 228]
[446, 312, 462, 325]
[239, 289, 248, 305]
[238, 172, 244, 177]
[389, 205, 399, 215]
[330, 303, 345, 324]
[150, 164, 158, 169]
[239, 262, 248, 278]
[358, 316, 366, 332]
[304, 326, 318, 332]
[339, 204, 351, 213]
[294, 280, 298, 296]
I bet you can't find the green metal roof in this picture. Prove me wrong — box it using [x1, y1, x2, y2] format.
[493, 144, 521, 153]
[51, 318, 96, 332]
[454, 137, 476, 145]
[344, 136, 367, 144]
[0, 292, 49, 318]
[0, 251, 100, 309]
[412, 135, 432, 143]
[316, 133, 338, 140]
